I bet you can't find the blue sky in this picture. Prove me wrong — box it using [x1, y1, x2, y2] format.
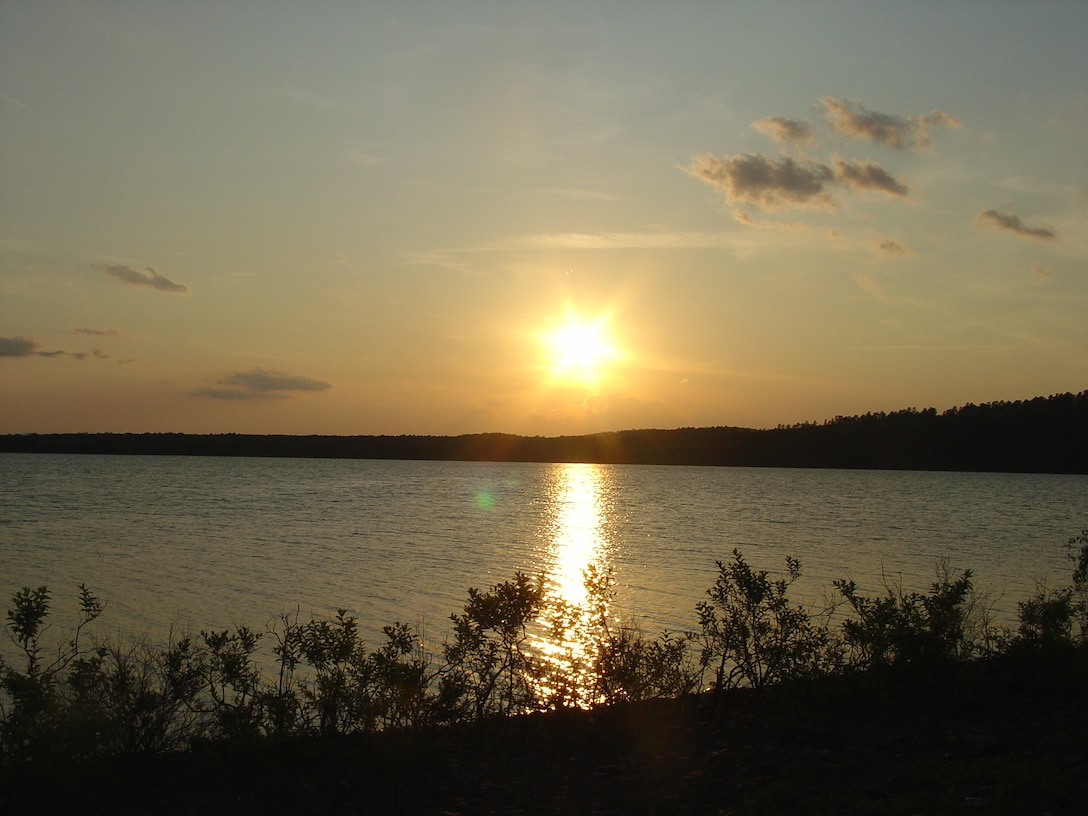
[2, 2, 1086, 434]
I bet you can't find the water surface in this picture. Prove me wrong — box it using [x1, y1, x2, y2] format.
[1, 454, 1084, 653]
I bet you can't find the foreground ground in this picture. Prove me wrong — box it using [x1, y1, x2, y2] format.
[4, 656, 1086, 815]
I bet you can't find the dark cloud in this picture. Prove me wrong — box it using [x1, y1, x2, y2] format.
[1, 336, 39, 357]
[820, 97, 960, 151]
[103, 264, 190, 294]
[1, 335, 90, 360]
[224, 368, 332, 392]
[752, 115, 816, 145]
[821, 97, 911, 148]
[832, 158, 909, 196]
[196, 387, 265, 401]
[198, 367, 333, 400]
[74, 327, 120, 336]
[974, 209, 1055, 240]
[690, 153, 835, 211]
[690, 152, 908, 213]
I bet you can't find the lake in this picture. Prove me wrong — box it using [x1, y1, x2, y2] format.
[1, 454, 1085, 658]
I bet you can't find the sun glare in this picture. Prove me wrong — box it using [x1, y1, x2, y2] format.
[544, 316, 616, 383]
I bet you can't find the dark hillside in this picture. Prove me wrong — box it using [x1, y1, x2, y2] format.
[3, 390, 1086, 473]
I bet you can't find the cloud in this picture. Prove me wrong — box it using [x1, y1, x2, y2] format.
[877, 238, 909, 256]
[530, 187, 617, 201]
[417, 230, 764, 261]
[689, 152, 908, 212]
[224, 368, 332, 392]
[506, 230, 757, 250]
[346, 150, 383, 168]
[198, 367, 333, 400]
[910, 110, 962, 149]
[752, 115, 816, 145]
[528, 390, 678, 434]
[74, 327, 121, 336]
[974, 209, 1055, 240]
[1, 335, 92, 360]
[832, 158, 909, 196]
[820, 97, 960, 151]
[196, 388, 264, 401]
[0, 336, 39, 357]
[690, 153, 835, 211]
[103, 264, 190, 294]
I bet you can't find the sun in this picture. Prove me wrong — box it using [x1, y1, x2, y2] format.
[543, 315, 616, 384]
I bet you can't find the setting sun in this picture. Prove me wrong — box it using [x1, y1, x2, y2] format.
[543, 316, 617, 384]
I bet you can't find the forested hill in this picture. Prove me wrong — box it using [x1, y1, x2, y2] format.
[3, 390, 1086, 473]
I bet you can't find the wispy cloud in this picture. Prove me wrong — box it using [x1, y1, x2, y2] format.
[346, 150, 383, 168]
[502, 230, 758, 250]
[689, 152, 907, 213]
[819, 97, 961, 151]
[974, 209, 1055, 240]
[529, 187, 618, 201]
[103, 264, 190, 294]
[73, 327, 121, 337]
[751, 115, 816, 145]
[876, 238, 910, 256]
[224, 369, 332, 392]
[412, 230, 761, 260]
[197, 367, 333, 400]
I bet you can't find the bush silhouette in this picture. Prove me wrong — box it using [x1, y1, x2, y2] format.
[835, 566, 980, 671]
[696, 549, 836, 690]
[2, 533, 1086, 767]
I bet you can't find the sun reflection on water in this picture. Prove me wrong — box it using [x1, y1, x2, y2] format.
[548, 463, 609, 607]
[535, 462, 615, 704]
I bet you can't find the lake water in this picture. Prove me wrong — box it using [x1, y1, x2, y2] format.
[1, 454, 1085, 659]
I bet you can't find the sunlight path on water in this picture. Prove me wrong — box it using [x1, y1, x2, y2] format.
[533, 463, 616, 702]
[547, 463, 610, 608]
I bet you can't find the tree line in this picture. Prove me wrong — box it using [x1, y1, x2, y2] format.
[3, 389, 1086, 473]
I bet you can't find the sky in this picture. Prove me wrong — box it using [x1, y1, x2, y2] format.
[2, 2, 1086, 437]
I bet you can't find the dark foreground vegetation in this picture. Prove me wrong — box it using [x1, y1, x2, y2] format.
[4, 389, 1087, 473]
[3, 531, 1087, 814]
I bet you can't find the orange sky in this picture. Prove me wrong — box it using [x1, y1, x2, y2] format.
[2, 3, 1086, 435]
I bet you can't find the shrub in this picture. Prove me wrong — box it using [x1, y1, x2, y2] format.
[1069, 529, 1088, 645]
[1, 531, 1082, 763]
[438, 572, 544, 721]
[579, 564, 698, 704]
[1, 584, 103, 764]
[199, 625, 265, 739]
[63, 633, 204, 755]
[1016, 588, 1076, 649]
[594, 623, 698, 703]
[836, 564, 979, 671]
[697, 549, 835, 690]
[1013, 529, 1088, 652]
